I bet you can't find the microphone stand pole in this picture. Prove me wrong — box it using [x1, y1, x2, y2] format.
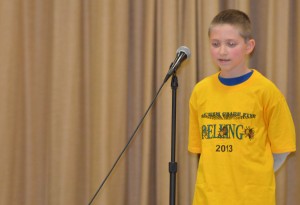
[169, 74, 178, 205]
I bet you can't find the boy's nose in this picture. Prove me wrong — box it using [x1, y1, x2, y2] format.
[219, 45, 228, 55]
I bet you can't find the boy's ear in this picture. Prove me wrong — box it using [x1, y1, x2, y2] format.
[246, 39, 255, 54]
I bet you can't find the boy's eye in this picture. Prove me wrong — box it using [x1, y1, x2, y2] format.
[227, 41, 237, 47]
[211, 42, 220, 47]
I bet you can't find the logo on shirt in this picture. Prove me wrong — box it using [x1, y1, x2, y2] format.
[201, 112, 256, 120]
[201, 112, 256, 141]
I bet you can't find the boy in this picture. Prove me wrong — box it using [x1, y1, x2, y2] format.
[188, 9, 296, 205]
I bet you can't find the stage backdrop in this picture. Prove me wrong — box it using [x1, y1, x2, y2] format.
[0, 0, 299, 204]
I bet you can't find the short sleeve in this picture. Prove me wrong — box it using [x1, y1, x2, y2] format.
[188, 89, 202, 153]
[267, 95, 296, 153]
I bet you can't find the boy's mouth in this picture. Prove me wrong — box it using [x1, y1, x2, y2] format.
[219, 58, 230, 61]
[218, 59, 231, 63]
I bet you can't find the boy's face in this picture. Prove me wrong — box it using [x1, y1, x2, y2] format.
[209, 24, 255, 77]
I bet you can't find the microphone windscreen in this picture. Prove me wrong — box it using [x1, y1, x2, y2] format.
[176, 46, 191, 58]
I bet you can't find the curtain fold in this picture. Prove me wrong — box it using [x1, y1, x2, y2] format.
[0, 0, 299, 204]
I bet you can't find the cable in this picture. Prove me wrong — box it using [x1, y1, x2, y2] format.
[88, 80, 166, 205]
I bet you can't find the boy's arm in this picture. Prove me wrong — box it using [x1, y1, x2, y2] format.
[273, 152, 290, 172]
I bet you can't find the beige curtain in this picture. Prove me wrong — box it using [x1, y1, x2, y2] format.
[0, 0, 299, 204]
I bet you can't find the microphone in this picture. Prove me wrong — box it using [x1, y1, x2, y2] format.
[164, 46, 191, 83]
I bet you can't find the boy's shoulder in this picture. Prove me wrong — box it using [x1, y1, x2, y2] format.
[252, 70, 283, 92]
[192, 69, 283, 95]
[194, 72, 219, 89]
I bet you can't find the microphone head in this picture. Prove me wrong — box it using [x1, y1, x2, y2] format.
[176, 46, 191, 58]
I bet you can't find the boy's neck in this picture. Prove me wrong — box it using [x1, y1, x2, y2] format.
[219, 67, 252, 78]
[218, 70, 254, 86]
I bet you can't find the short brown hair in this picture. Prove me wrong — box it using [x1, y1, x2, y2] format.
[208, 9, 253, 41]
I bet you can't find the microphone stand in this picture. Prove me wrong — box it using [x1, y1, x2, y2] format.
[88, 47, 189, 204]
[169, 74, 178, 205]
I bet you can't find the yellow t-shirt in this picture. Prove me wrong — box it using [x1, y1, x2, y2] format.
[188, 70, 296, 205]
